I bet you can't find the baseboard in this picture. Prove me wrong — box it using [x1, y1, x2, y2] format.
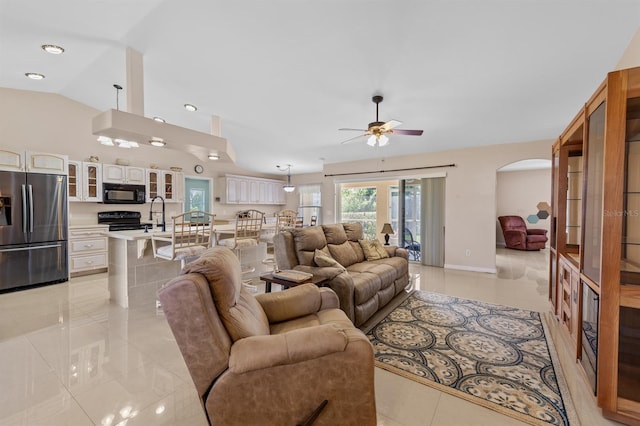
[444, 263, 497, 274]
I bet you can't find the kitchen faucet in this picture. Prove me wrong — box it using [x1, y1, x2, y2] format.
[149, 196, 166, 232]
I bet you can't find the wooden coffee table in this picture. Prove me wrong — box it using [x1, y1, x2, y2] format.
[259, 272, 329, 293]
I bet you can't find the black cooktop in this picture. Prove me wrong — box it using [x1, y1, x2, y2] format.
[98, 211, 153, 231]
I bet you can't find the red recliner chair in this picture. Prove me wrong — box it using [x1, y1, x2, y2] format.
[498, 216, 548, 251]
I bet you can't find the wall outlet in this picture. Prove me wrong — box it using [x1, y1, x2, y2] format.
[465, 249, 471, 257]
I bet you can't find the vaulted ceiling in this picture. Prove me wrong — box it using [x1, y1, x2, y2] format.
[1, 1, 639, 174]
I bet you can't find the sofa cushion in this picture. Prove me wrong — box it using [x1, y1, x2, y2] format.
[182, 247, 270, 341]
[322, 224, 348, 244]
[350, 272, 382, 305]
[343, 222, 364, 241]
[292, 227, 328, 266]
[347, 262, 396, 289]
[359, 239, 389, 261]
[314, 249, 346, 271]
[328, 241, 359, 267]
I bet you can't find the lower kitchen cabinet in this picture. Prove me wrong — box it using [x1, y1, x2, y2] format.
[69, 226, 109, 277]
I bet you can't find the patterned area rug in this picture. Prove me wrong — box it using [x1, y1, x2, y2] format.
[367, 291, 573, 426]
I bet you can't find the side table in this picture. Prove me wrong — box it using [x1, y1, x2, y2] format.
[259, 272, 329, 293]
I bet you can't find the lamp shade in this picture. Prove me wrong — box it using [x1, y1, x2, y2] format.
[380, 223, 394, 234]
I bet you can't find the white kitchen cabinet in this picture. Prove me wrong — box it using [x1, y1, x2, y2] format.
[0, 150, 67, 174]
[103, 164, 145, 184]
[218, 174, 286, 205]
[68, 162, 102, 202]
[69, 226, 109, 276]
[68, 161, 82, 201]
[146, 169, 181, 202]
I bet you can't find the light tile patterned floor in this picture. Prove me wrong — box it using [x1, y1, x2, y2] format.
[0, 248, 620, 425]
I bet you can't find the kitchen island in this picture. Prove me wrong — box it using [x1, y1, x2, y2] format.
[104, 226, 269, 308]
[104, 228, 181, 308]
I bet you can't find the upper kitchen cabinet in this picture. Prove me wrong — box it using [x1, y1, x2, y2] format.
[146, 169, 182, 203]
[0, 150, 67, 174]
[217, 174, 286, 205]
[102, 164, 145, 184]
[68, 161, 102, 202]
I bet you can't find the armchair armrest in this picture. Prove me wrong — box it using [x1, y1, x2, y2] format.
[527, 228, 548, 236]
[229, 324, 348, 374]
[503, 229, 527, 248]
[256, 283, 322, 323]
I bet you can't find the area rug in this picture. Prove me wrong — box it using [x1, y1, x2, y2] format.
[367, 291, 575, 426]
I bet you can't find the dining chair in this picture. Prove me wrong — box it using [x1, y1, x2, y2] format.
[310, 215, 318, 226]
[219, 209, 265, 275]
[295, 216, 304, 228]
[151, 211, 215, 267]
[276, 209, 298, 232]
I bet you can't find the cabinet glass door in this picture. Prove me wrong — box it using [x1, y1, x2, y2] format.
[68, 162, 79, 200]
[86, 164, 99, 199]
[582, 102, 606, 284]
[566, 154, 582, 246]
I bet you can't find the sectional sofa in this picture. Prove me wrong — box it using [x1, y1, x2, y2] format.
[273, 223, 410, 327]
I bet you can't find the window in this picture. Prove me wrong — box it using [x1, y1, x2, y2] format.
[340, 186, 377, 239]
[184, 177, 212, 220]
[298, 184, 321, 226]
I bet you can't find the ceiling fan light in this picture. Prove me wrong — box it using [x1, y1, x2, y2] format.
[378, 134, 389, 146]
[367, 135, 377, 146]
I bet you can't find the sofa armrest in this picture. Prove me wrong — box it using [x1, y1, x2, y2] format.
[384, 246, 409, 260]
[527, 228, 548, 236]
[229, 324, 348, 374]
[256, 283, 322, 323]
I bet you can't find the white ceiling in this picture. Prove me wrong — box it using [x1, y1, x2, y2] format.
[1, 1, 639, 175]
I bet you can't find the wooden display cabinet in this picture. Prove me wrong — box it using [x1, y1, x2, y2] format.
[549, 65, 640, 424]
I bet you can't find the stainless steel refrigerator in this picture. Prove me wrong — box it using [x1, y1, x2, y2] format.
[0, 170, 68, 291]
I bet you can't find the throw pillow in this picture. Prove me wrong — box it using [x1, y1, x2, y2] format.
[314, 249, 346, 271]
[359, 239, 389, 261]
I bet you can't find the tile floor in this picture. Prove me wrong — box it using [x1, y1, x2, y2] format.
[0, 248, 621, 425]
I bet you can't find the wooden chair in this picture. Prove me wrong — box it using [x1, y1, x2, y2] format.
[151, 211, 215, 267]
[219, 210, 265, 276]
[277, 209, 298, 232]
[310, 215, 318, 226]
[295, 216, 304, 228]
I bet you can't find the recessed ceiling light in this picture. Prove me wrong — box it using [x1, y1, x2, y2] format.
[208, 154, 219, 160]
[153, 116, 165, 122]
[42, 44, 64, 54]
[25, 73, 45, 80]
[184, 104, 197, 112]
[149, 138, 166, 147]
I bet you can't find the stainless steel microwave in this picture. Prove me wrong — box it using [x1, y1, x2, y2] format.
[102, 183, 146, 204]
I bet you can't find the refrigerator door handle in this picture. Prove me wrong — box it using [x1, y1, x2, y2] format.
[0, 243, 62, 253]
[21, 184, 28, 233]
[28, 184, 34, 233]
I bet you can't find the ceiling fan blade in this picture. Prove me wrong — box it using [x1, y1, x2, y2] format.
[339, 127, 368, 132]
[391, 129, 424, 136]
[380, 119, 403, 132]
[340, 133, 368, 145]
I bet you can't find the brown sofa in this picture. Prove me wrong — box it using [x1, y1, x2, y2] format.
[158, 247, 377, 426]
[274, 223, 410, 327]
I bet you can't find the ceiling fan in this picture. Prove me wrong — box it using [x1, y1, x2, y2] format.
[339, 95, 423, 147]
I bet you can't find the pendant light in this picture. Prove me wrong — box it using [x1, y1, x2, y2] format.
[277, 164, 295, 192]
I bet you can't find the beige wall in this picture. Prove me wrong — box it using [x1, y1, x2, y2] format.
[496, 168, 552, 246]
[298, 140, 552, 273]
[0, 88, 295, 224]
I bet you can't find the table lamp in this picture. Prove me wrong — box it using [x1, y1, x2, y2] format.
[380, 223, 394, 245]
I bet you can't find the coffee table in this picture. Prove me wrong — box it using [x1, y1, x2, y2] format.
[259, 272, 329, 293]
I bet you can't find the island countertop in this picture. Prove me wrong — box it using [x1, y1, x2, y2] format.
[101, 228, 172, 241]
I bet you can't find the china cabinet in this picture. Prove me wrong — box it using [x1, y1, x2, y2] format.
[549, 65, 640, 424]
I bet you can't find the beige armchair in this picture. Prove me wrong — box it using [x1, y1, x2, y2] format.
[157, 247, 377, 426]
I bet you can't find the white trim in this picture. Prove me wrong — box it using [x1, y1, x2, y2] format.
[444, 263, 497, 274]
